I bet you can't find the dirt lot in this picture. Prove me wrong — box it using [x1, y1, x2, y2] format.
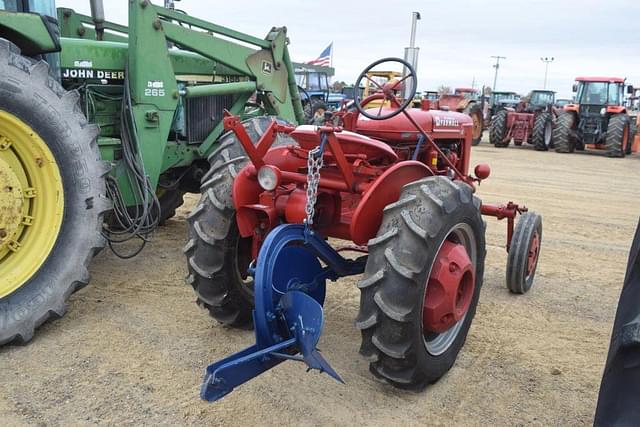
[1, 142, 639, 426]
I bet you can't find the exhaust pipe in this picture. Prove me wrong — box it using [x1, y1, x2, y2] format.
[89, 0, 105, 41]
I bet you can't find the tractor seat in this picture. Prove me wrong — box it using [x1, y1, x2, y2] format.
[290, 125, 399, 164]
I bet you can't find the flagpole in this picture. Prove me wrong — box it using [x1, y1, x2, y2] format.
[330, 42, 333, 68]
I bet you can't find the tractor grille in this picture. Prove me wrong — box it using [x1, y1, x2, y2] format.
[582, 105, 603, 115]
[582, 118, 599, 135]
[185, 95, 234, 143]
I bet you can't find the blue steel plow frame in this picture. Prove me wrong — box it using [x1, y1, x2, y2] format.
[200, 224, 366, 402]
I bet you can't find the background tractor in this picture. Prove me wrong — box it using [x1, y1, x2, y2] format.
[0, 0, 304, 345]
[191, 58, 543, 402]
[293, 63, 333, 120]
[485, 91, 520, 125]
[430, 87, 484, 146]
[553, 77, 635, 157]
[489, 90, 556, 150]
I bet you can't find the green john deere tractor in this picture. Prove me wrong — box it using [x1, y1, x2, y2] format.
[0, 0, 304, 345]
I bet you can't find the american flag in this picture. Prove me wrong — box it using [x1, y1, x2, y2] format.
[305, 43, 332, 67]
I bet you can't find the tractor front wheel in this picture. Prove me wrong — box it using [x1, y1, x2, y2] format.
[184, 116, 296, 328]
[0, 39, 108, 345]
[490, 110, 509, 147]
[156, 187, 185, 225]
[605, 113, 630, 158]
[553, 112, 577, 153]
[532, 112, 553, 151]
[356, 176, 486, 389]
[506, 212, 542, 294]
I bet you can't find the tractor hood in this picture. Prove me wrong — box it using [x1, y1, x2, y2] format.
[356, 108, 470, 143]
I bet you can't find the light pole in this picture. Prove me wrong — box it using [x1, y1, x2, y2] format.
[540, 57, 554, 89]
[491, 56, 506, 93]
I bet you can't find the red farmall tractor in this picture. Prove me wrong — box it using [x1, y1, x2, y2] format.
[553, 77, 636, 157]
[428, 87, 485, 146]
[186, 58, 543, 402]
[489, 90, 556, 150]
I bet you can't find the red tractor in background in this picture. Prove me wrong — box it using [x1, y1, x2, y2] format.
[489, 90, 556, 150]
[553, 77, 636, 157]
[189, 58, 543, 402]
[427, 87, 485, 146]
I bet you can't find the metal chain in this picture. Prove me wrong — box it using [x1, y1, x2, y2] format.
[305, 134, 326, 226]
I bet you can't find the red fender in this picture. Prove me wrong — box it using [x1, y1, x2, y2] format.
[350, 161, 433, 245]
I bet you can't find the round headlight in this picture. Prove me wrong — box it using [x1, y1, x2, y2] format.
[600, 107, 607, 116]
[257, 165, 281, 191]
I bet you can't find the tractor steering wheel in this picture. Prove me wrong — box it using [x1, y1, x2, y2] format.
[354, 57, 417, 121]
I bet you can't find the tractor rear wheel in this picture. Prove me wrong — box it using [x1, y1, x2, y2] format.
[490, 110, 509, 147]
[553, 112, 577, 153]
[0, 39, 108, 345]
[605, 113, 630, 158]
[184, 116, 296, 328]
[628, 118, 637, 155]
[356, 176, 486, 389]
[464, 104, 484, 145]
[532, 112, 553, 151]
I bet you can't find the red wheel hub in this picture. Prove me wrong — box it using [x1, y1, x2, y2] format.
[423, 241, 475, 334]
[527, 231, 540, 276]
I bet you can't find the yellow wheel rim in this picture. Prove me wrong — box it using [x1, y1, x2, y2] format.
[0, 110, 64, 298]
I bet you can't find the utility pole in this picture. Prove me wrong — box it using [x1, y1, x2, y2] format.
[540, 57, 554, 89]
[490, 55, 506, 93]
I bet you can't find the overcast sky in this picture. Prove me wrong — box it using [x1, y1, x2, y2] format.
[58, 0, 639, 98]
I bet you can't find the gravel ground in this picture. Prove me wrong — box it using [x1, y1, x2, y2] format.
[1, 141, 638, 426]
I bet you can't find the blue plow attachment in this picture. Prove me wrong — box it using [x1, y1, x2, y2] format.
[200, 224, 365, 402]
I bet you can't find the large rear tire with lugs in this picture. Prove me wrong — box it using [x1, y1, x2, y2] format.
[605, 113, 630, 158]
[356, 176, 486, 389]
[0, 39, 108, 345]
[532, 112, 553, 151]
[553, 112, 577, 153]
[184, 116, 296, 328]
[627, 117, 637, 155]
[490, 110, 509, 147]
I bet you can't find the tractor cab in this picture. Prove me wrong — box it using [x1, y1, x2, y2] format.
[491, 91, 520, 107]
[527, 90, 555, 111]
[454, 87, 479, 101]
[423, 90, 440, 101]
[0, 0, 56, 15]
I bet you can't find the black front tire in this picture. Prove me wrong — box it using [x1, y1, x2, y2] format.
[356, 176, 486, 389]
[157, 188, 185, 225]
